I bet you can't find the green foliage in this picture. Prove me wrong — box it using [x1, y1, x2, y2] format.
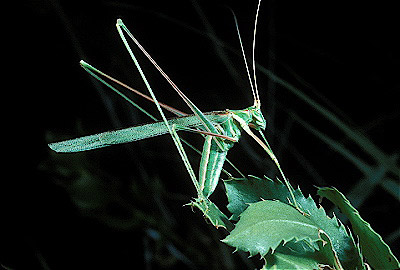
[222, 200, 320, 257]
[187, 175, 399, 269]
[224, 176, 364, 269]
[262, 248, 320, 269]
[318, 187, 400, 270]
[224, 176, 289, 221]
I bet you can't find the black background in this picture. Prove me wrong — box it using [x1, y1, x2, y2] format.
[7, 0, 400, 269]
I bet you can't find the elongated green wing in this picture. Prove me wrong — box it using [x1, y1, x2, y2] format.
[49, 113, 229, 153]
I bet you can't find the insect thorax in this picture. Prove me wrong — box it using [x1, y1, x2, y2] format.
[230, 106, 266, 131]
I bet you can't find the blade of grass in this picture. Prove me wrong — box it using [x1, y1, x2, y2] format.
[380, 178, 400, 202]
[345, 165, 387, 208]
[50, 0, 123, 129]
[257, 64, 399, 177]
[290, 111, 372, 175]
[190, 0, 243, 87]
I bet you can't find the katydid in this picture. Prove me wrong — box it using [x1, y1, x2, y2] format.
[49, 0, 300, 209]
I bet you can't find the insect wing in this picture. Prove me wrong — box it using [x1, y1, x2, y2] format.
[48, 113, 229, 153]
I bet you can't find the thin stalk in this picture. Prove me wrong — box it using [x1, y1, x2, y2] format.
[259, 130, 300, 211]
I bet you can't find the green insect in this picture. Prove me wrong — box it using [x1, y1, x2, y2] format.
[49, 0, 299, 209]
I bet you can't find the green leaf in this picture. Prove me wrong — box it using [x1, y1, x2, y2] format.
[317, 230, 345, 270]
[263, 251, 320, 270]
[224, 176, 290, 221]
[224, 176, 365, 269]
[261, 232, 345, 270]
[222, 200, 320, 257]
[318, 187, 400, 270]
[297, 195, 364, 270]
[188, 197, 234, 231]
[262, 238, 323, 270]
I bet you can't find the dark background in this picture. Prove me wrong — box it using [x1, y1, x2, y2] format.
[7, 0, 399, 269]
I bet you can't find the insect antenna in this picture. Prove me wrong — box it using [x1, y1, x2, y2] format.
[231, 10, 257, 107]
[252, 0, 262, 108]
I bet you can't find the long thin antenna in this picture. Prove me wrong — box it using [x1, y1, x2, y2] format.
[231, 10, 257, 106]
[252, 0, 262, 108]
